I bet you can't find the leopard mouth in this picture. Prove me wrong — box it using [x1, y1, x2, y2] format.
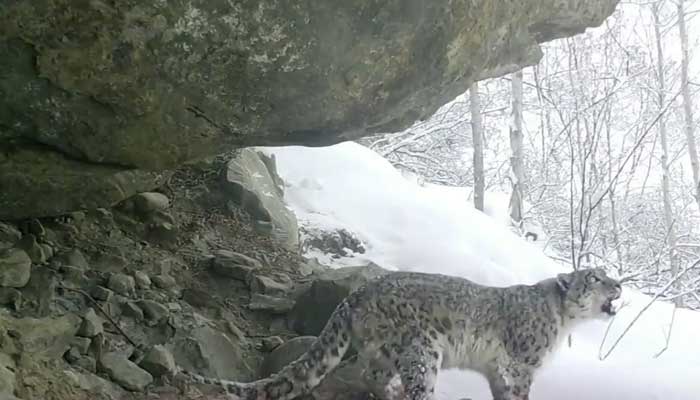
[601, 291, 621, 316]
[601, 299, 616, 315]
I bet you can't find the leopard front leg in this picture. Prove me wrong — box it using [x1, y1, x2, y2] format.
[486, 363, 533, 400]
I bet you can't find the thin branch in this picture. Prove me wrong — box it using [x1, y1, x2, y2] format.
[59, 285, 140, 348]
[599, 258, 700, 360]
[653, 304, 677, 358]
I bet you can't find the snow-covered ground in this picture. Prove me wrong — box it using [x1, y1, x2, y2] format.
[260, 142, 700, 400]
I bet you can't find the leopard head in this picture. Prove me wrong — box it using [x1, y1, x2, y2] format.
[556, 268, 622, 321]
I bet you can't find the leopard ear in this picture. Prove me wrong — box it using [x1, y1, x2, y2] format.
[556, 273, 572, 292]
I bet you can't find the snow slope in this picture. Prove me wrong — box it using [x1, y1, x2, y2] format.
[260, 142, 700, 400]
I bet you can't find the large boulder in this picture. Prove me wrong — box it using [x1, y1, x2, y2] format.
[289, 263, 389, 335]
[0, 311, 81, 359]
[173, 326, 257, 382]
[98, 352, 154, 392]
[224, 149, 299, 251]
[0, 1, 618, 219]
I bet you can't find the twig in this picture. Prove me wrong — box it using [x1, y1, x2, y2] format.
[598, 300, 630, 358]
[653, 304, 677, 358]
[598, 258, 700, 360]
[59, 285, 140, 348]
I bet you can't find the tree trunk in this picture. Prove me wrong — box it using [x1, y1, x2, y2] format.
[653, 3, 680, 306]
[677, 0, 700, 211]
[509, 70, 526, 227]
[470, 81, 485, 211]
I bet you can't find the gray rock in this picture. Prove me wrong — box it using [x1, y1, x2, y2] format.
[249, 274, 293, 296]
[0, 248, 31, 288]
[0, 353, 16, 397]
[132, 192, 170, 214]
[75, 355, 98, 373]
[55, 249, 89, 270]
[133, 271, 151, 289]
[16, 234, 46, 264]
[139, 345, 176, 378]
[65, 346, 82, 364]
[290, 263, 389, 335]
[301, 227, 365, 258]
[0, 0, 617, 220]
[121, 301, 144, 321]
[311, 360, 369, 400]
[0, 287, 22, 311]
[297, 260, 317, 277]
[146, 222, 178, 248]
[59, 265, 87, 284]
[225, 321, 246, 342]
[260, 336, 284, 353]
[107, 273, 136, 296]
[69, 211, 87, 224]
[27, 218, 46, 238]
[137, 300, 169, 324]
[0, 222, 21, 247]
[92, 286, 114, 302]
[0, 313, 81, 359]
[167, 302, 182, 313]
[260, 336, 317, 376]
[40, 243, 54, 260]
[151, 274, 176, 289]
[249, 293, 295, 314]
[224, 149, 299, 251]
[63, 369, 126, 399]
[257, 152, 285, 197]
[149, 210, 176, 226]
[211, 250, 262, 281]
[71, 336, 92, 354]
[78, 308, 104, 338]
[173, 326, 255, 382]
[99, 352, 154, 392]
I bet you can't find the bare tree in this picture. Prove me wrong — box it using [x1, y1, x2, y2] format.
[652, 1, 680, 306]
[677, 0, 700, 211]
[471, 81, 485, 211]
[509, 70, 526, 227]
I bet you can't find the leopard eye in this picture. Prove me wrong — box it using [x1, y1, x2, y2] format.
[587, 274, 600, 284]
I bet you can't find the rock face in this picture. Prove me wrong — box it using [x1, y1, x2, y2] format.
[0, 0, 618, 219]
[224, 149, 299, 251]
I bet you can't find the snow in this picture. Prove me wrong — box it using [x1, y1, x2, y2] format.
[260, 142, 700, 400]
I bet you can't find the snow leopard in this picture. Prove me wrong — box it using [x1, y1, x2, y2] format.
[181, 267, 622, 400]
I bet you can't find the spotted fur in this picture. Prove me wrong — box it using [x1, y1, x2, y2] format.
[182, 268, 621, 400]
